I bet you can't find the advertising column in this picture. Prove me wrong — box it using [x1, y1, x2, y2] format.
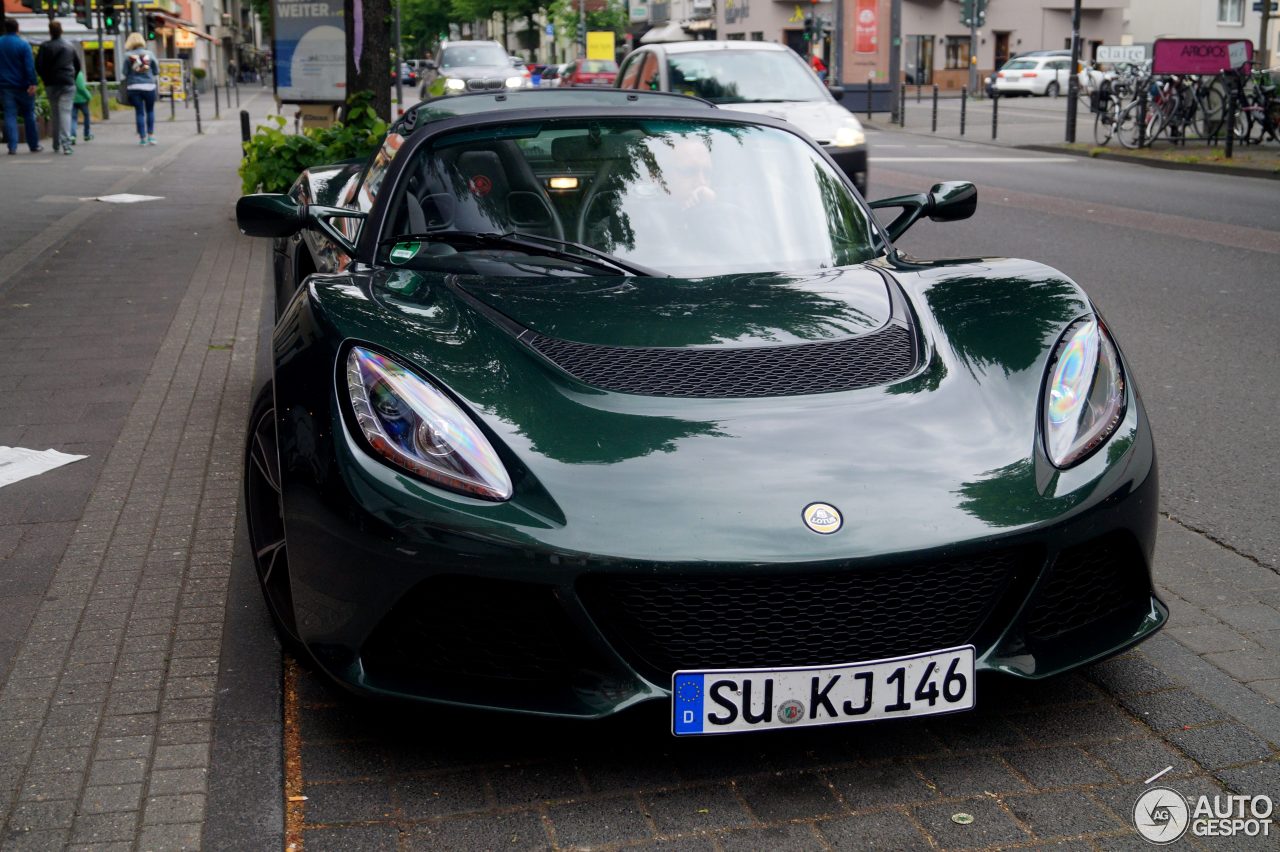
[273, 0, 346, 103]
[841, 0, 889, 108]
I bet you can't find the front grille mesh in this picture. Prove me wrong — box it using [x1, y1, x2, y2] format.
[579, 550, 1025, 680]
[524, 324, 916, 397]
[466, 78, 505, 91]
[1023, 533, 1151, 641]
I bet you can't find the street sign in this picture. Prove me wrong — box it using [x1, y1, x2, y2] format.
[586, 30, 614, 61]
[544, 23, 554, 36]
[1096, 44, 1148, 64]
[1152, 38, 1253, 75]
[1228, 41, 1249, 70]
[1252, 1, 1278, 12]
[156, 57, 186, 101]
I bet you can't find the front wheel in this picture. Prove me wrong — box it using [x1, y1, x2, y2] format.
[244, 381, 302, 649]
[1045, 81, 1060, 98]
[1115, 102, 1143, 148]
[1093, 108, 1115, 146]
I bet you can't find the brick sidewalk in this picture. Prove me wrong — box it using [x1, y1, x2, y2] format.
[0, 99, 268, 849]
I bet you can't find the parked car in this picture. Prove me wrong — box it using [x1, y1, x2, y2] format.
[398, 62, 416, 86]
[616, 40, 868, 196]
[418, 40, 529, 98]
[994, 55, 1074, 97]
[235, 87, 1163, 731]
[561, 58, 618, 87]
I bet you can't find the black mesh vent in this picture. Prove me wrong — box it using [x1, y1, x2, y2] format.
[578, 550, 1026, 681]
[524, 324, 916, 398]
[466, 78, 505, 91]
[1023, 533, 1151, 641]
[361, 576, 586, 684]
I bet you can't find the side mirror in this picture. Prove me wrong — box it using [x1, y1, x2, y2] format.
[827, 84, 844, 101]
[236, 193, 306, 238]
[869, 181, 977, 241]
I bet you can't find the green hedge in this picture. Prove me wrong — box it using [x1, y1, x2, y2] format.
[238, 93, 388, 194]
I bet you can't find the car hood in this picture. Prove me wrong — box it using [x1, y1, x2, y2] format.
[716, 100, 861, 145]
[300, 257, 1144, 562]
[453, 266, 893, 347]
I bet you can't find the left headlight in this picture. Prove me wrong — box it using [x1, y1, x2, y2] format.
[345, 347, 513, 501]
[834, 124, 866, 147]
[504, 76, 526, 88]
[1042, 317, 1126, 468]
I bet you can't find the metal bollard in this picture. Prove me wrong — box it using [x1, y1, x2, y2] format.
[899, 84, 906, 127]
[917, 83, 922, 103]
[991, 92, 998, 140]
[193, 84, 202, 134]
[234, 80, 240, 108]
[1225, 90, 1235, 159]
[240, 110, 251, 157]
[213, 79, 221, 120]
[1137, 84, 1148, 148]
[866, 78, 873, 121]
[170, 91, 176, 121]
[960, 87, 967, 136]
[931, 84, 938, 132]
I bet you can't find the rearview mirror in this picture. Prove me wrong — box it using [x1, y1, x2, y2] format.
[869, 181, 977, 241]
[236, 193, 306, 238]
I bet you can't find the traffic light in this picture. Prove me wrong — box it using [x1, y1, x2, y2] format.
[74, 0, 91, 28]
[802, 14, 814, 42]
[145, 12, 158, 40]
[576, 20, 586, 45]
[959, 0, 986, 27]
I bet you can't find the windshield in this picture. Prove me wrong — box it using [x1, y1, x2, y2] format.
[380, 118, 876, 278]
[440, 44, 509, 69]
[666, 50, 827, 103]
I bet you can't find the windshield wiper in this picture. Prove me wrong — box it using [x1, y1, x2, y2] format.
[379, 230, 666, 278]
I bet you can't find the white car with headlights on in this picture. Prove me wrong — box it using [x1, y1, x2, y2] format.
[615, 40, 869, 196]
[419, 40, 530, 99]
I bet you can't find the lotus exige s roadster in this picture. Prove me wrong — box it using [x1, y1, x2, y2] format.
[235, 89, 1163, 735]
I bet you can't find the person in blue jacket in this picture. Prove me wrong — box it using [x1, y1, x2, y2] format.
[121, 31, 159, 145]
[0, 18, 42, 154]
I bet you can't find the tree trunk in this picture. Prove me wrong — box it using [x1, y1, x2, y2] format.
[344, 0, 392, 121]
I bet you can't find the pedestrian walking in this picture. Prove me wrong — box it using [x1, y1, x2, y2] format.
[71, 67, 93, 142]
[122, 32, 158, 146]
[0, 18, 42, 154]
[33, 20, 79, 155]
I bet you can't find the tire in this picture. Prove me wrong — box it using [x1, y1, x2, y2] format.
[1093, 109, 1114, 146]
[1045, 81, 1059, 98]
[1115, 102, 1143, 149]
[1192, 85, 1225, 140]
[244, 381, 302, 649]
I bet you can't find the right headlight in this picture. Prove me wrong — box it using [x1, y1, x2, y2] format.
[345, 347, 513, 501]
[444, 77, 466, 92]
[1042, 317, 1126, 468]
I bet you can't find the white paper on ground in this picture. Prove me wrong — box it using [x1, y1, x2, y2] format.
[90, 193, 165, 204]
[0, 446, 88, 488]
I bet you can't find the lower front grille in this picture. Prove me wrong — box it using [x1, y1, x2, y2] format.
[466, 78, 505, 91]
[578, 550, 1027, 681]
[1023, 532, 1152, 641]
[361, 576, 585, 684]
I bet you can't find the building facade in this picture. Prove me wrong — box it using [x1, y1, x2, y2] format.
[1125, 0, 1278, 66]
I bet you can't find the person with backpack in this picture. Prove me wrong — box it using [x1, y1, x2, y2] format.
[70, 67, 93, 142]
[122, 32, 159, 145]
[34, 20, 79, 155]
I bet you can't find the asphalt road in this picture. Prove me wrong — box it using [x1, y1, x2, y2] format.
[863, 128, 1280, 572]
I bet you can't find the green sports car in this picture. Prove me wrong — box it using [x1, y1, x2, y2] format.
[236, 90, 1164, 735]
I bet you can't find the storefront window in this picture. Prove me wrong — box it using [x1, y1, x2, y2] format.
[945, 36, 970, 71]
[905, 34, 933, 84]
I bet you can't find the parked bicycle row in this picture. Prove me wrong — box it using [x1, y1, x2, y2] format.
[1089, 63, 1280, 149]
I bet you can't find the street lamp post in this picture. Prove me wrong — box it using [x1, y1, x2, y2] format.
[393, 0, 402, 109]
[1065, 0, 1081, 142]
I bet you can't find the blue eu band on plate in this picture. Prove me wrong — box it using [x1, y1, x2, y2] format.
[673, 646, 976, 735]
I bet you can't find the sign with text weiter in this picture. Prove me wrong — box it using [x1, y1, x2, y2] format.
[274, 0, 346, 104]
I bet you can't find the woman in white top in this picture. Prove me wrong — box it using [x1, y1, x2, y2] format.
[121, 32, 159, 145]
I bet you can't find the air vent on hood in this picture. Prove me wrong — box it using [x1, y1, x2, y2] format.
[523, 323, 915, 398]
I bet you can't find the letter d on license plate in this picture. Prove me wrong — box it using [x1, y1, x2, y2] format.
[672, 646, 975, 735]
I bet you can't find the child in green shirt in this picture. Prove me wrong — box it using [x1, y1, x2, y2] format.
[70, 68, 92, 141]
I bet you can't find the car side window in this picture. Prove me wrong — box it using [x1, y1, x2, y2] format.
[619, 53, 643, 89]
[638, 52, 661, 91]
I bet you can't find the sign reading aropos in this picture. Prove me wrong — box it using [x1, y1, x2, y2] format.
[274, 0, 345, 104]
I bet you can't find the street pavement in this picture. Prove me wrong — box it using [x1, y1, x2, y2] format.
[0, 96, 1277, 851]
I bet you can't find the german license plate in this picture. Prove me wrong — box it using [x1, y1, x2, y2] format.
[672, 646, 975, 735]
[1005, 74, 1021, 82]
